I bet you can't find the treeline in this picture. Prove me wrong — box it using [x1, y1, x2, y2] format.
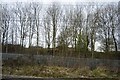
[0, 2, 120, 57]
[2, 44, 120, 59]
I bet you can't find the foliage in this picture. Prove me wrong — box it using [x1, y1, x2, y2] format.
[91, 67, 108, 77]
[76, 33, 88, 53]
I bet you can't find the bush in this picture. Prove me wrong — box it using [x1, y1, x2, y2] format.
[91, 67, 108, 77]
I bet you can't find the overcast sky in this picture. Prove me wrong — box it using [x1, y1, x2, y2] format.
[0, 0, 120, 4]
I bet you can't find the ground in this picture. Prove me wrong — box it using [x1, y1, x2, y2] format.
[3, 64, 120, 78]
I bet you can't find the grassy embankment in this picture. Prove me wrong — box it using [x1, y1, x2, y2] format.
[3, 63, 119, 78]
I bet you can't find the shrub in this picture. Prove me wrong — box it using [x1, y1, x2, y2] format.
[91, 67, 108, 77]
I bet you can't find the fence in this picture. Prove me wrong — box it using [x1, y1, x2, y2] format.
[2, 53, 120, 71]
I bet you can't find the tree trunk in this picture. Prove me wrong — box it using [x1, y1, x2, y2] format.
[11, 29, 14, 45]
[91, 33, 94, 58]
[112, 28, 118, 52]
[29, 20, 32, 48]
[52, 19, 56, 48]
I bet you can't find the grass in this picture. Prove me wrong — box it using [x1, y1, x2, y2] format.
[3, 65, 120, 78]
[2, 58, 120, 78]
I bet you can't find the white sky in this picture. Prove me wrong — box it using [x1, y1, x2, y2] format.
[0, 0, 120, 4]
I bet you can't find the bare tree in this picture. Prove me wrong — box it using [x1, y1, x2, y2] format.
[98, 3, 118, 52]
[74, 5, 84, 54]
[108, 4, 118, 52]
[47, 2, 61, 49]
[32, 3, 42, 47]
[43, 14, 51, 49]
[0, 4, 11, 53]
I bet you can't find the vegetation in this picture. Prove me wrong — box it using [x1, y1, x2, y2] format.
[1, 2, 120, 79]
[1, 2, 120, 57]
[2, 58, 120, 78]
[3, 65, 119, 78]
[2, 44, 120, 59]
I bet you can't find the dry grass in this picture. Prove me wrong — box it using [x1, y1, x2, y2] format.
[2, 65, 119, 78]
